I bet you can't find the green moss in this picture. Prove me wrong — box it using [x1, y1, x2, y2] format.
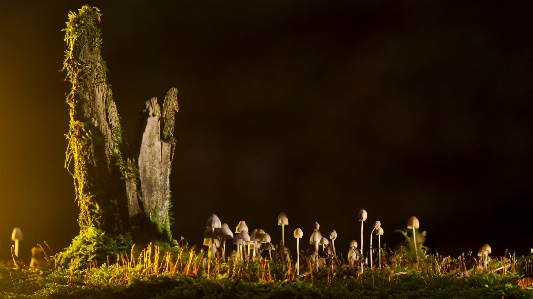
[60, 227, 133, 271]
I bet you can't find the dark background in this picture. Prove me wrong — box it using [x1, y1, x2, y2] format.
[0, 1, 532, 262]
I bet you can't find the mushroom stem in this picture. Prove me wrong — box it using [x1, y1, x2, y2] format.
[281, 224, 285, 271]
[14, 240, 19, 257]
[378, 235, 381, 268]
[296, 238, 300, 276]
[360, 221, 364, 270]
[222, 240, 226, 262]
[332, 240, 336, 259]
[370, 228, 375, 268]
[412, 227, 418, 262]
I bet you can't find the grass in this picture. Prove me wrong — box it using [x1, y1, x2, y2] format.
[1, 239, 533, 299]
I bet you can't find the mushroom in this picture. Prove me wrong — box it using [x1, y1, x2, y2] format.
[205, 215, 222, 261]
[310, 222, 322, 253]
[294, 228, 303, 275]
[319, 237, 329, 252]
[278, 212, 289, 268]
[240, 230, 251, 260]
[249, 229, 258, 258]
[348, 240, 358, 266]
[329, 230, 338, 258]
[309, 222, 322, 271]
[11, 227, 23, 258]
[358, 210, 367, 268]
[218, 223, 233, 261]
[376, 227, 384, 268]
[265, 243, 275, 260]
[30, 246, 45, 268]
[236, 220, 248, 233]
[370, 220, 381, 268]
[480, 244, 491, 270]
[260, 232, 270, 256]
[233, 234, 244, 261]
[407, 216, 420, 261]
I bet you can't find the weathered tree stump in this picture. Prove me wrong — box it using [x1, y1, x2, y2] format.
[63, 5, 178, 243]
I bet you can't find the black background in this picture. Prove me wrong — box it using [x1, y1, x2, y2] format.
[0, 1, 532, 262]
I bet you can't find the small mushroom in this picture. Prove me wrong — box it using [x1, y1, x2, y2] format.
[205, 215, 222, 261]
[30, 246, 45, 268]
[370, 220, 381, 268]
[407, 216, 420, 261]
[294, 228, 303, 275]
[348, 240, 359, 266]
[376, 227, 384, 268]
[329, 230, 338, 258]
[265, 243, 275, 260]
[236, 220, 248, 233]
[233, 234, 244, 261]
[278, 212, 289, 269]
[309, 223, 322, 253]
[480, 244, 491, 270]
[358, 210, 367, 263]
[11, 227, 23, 258]
[240, 230, 251, 260]
[319, 237, 329, 252]
[218, 223, 233, 261]
[249, 229, 258, 258]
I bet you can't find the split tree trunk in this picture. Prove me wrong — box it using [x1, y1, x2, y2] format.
[64, 6, 178, 242]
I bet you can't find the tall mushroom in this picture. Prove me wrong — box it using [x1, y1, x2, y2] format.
[376, 227, 384, 268]
[358, 209, 367, 266]
[329, 230, 338, 258]
[278, 212, 289, 269]
[11, 227, 23, 257]
[407, 216, 420, 262]
[370, 220, 381, 268]
[310, 222, 322, 272]
[294, 228, 303, 276]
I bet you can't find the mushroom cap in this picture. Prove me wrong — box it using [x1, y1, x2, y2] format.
[313, 222, 320, 230]
[206, 214, 222, 229]
[278, 212, 289, 226]
[310, 230, 322, 245]
[349, 240, 358, 248]
[330, 230, 337, 240]
[373, 221, 381, 230]
[11, 227, 23, 241]
[262, 233, 271, 243]
[265, 243, 275, 251]
[358, 209, 367, 221]
[233, 234, 243, 245]
[240, 230, 251, 242]
[407, 216, 419, 229]
[250, 229, 258, 241]
[319, 237, 329, 246]
[220, 223, 234, 239]
[204, 227, 215, 239]
[376, 227, 384, 235]
[256, 229, 266, 241]
[294, 228, 303, 238]
[481, 244, 491, 254]
[236, 221, 248, 233]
